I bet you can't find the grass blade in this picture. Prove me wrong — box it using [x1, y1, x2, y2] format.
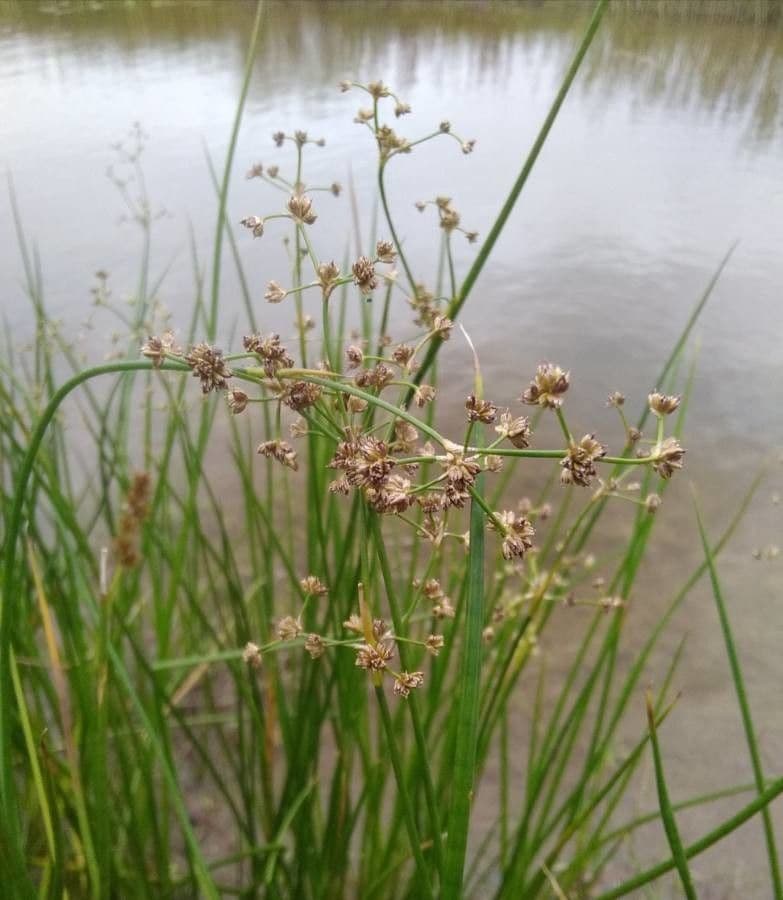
[645, 691, 697, 899]
[695, 501, 782, 898]
[442, 481, 486, 897]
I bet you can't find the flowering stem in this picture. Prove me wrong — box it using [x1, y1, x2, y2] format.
[378, 161, 418, 298]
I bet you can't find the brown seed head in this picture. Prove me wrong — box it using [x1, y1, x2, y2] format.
[490, 510, 535, 560]
[300, 575, 328, 597]
[240, 215, 264, 237]
[495, 411, 531, 448]
[425, 634, 445, 656]
[273, 131, 285, 147]
[185, 343, 232, 394]
[243, 333, 294, 377]
[257, 440, 298, 471]
[560, 434, 607, 487]
[227, 389, 249, 414]
[304, 634, 326, 659]
[277, 616, 303, 641]
[287, 194, 317, 224]
[393, 671, 424, 698]
[280, 380, 322, 412]
[355, 641, 394, 671]
[465, 393, 497, 424]
[607, 391, 625, 407]
[375, 240, 396, 264]
[522, 363, 570, 409]
[652, 437, 686, 479]
[265, 280, 287, 303]
[648, 391, 681, 417]
[414, 384, 437, 407]
[242, 642, 263, 669]
[141, 330, 178, 367]
[345, 344, 364, 369]
[352, 256, 378, 294]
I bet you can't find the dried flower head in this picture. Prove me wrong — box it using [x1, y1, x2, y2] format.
[393, 671, 424, 698]
[648, 391, 681, 417]
[141, 331, 178, 368]
[246, 163, 263, 179]
[243, 333, 294, 377]
[300, 575, 328, 597]
[560, 434, 607, 487]
[442, 450, 481, 489]
[645, 493, 662, 514]
[277, 615, 303, 641]
[113, 472, 151, 568]
[414, 384, 437, 407]
[242, 642, 263, 669]
[280, 380, 322, 411]
[394, 101, 411, 117]
[265, 281, 287, 303]
[287, 194, 317, 224]
[355, 641, 394, 671]
[466, 394, 497, 424]
[432, 315, 453, 340]
[433, 595, 456, 619]
[345, 345, 364, 369]
[491, 510, 535, 560]
[652, 437, 686, 479]
[607, 391, 625, 407]
[273, 131, 285, 147]
[257, 440, 298, 471]
[484, 455, 503, 473]
[425, 634, 445, 656]
[461, 139, 476, 155]
[317, 260, 341, 298]
[376, 240, 396, 264]
[522, 363, 570, 409]
[227, 389, 249, 414]
[495, 411, 531, 448]
[352, 256, 378, 294]
[304, 634, 326, 659]
[367, 80, 390, 99]
[240, 215, 264, 237]
[185, 343, 232, 394]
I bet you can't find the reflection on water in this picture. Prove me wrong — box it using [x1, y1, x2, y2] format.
[1, 1, 782, 893]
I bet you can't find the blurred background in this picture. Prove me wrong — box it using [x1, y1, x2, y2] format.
[1, 0, 781, 893]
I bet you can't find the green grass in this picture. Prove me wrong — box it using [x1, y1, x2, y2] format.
[1, 1, 780, 897]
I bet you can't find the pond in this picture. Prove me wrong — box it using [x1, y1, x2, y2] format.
[1, 0, 782, 893]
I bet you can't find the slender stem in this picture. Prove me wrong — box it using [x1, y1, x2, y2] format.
[442, 475, 486, 897]
[374, 686, 434, 898]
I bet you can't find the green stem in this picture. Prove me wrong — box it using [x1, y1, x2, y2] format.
[442, 475, 486, 897]
[374, 686, 434, 898]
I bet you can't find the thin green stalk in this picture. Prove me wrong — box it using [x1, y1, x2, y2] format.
[374, 685, 434, 898]
[597, 778, 783, 899]
[442, 477, 486, 897]
[645, 693, 697, 900]
[696, 502, 782, 898]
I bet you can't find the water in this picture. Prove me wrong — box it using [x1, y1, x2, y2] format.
[1, 1, 782, 893]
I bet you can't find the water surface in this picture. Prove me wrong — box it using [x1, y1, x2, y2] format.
[1, 1, 782, 894]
